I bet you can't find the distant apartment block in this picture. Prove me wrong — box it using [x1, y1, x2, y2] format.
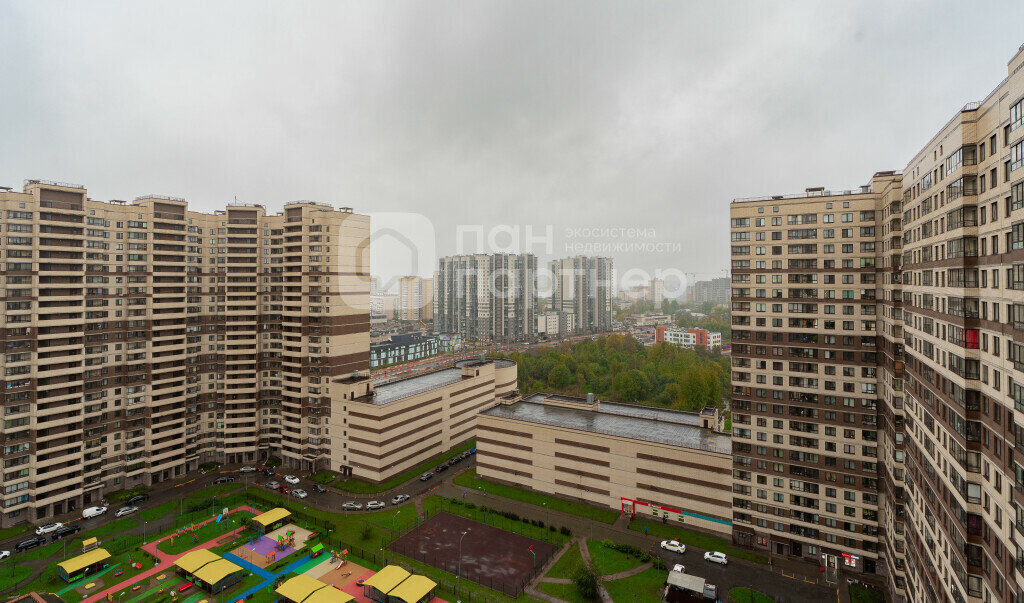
[477, 392, 732, 537]
[655, 326, 722, 349]
[549, 256, 614, 334]
[536, 311, 575, 337]
[433, 254, 537, 342]
[688, 277, 730, 306]
[649, 277, 665, 306]
[0, 180, 370, 525]
[397, 276, 433, 322]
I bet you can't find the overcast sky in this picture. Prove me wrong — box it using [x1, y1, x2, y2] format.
[2, 1, 1024, 290]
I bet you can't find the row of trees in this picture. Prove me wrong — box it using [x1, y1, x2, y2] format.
[493, 333, 728, 412]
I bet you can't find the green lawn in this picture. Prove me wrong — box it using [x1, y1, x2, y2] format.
[587, 540, 643, 576]
[538, 581, 594, 602]
[849, 584, 886, 603]
[729, 587, 774, 602]
[105, 487, 150, 503]
[454, 468, 620, 524]
[156, 517, 240, 554]
[18, 517, 138, 562]
[2, 564, 33, 584]
[545, 541, 583, 579]
[628, 517, 766, 564]
[0, 523, 31, 542]
[603, 566, 668, 602]
[331, 440, 475, 494]
[310, 470, 336, 485]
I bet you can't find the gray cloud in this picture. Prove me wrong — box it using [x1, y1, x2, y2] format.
[2, 0, 1022, 286]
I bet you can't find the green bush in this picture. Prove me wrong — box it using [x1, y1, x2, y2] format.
[572, 560, 600, 601]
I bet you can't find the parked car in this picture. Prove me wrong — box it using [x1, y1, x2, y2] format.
[50, 525, 81, 542]
[661, 540, 686, 554]
[672, 564, 685, 573]
[239, 466, 257, 472]
[116, 506, 139, 518]
[125, 494, 149, 506]
[292, 489, 308, 499]
[15, 537, 45, 552]
[313, 484, 328, 494]
[434, 464, 447, 473]
[262, 467, 276, 477]
[276, 485, 291, 494]
[266, 481, 280, 489]
[391, 494, 410, 505]
[419, 472, 433, 482]
[214, 476, 235, 484]
[0, 550, 10, 562]
[366, 501, 385, 510]
[35, 523, 63, 536]
[342, 502, 363, 511]
[83, 506, 107, 519]
[284, 475, 300, 485]
[703, 551, 728, 565]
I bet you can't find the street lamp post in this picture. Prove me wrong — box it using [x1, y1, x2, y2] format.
[457, 530, 469, 586]
[144, 521, 148, 545]
[393, 510, 401, 532]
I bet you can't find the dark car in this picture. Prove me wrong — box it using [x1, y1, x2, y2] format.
[313, 484, 327, 494]
[435, 464, 447, 473]
[214, 476, 235, 484]
[262, 467, 275, 477]
[50, 525, 81, 542]
[125, 493, 149, 505]
[15, 537, 45, 552]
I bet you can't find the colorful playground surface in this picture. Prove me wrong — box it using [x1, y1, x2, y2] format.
[230, 523, 312, 568]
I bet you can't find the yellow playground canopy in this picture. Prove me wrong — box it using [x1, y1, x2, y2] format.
[388, 575, 437, 603]
[57, 547, 110, 576]
[252, 507, 291, 529]
[192, 558, 243, 586]
[362, 565, 411, 594]
[174, 549, 222, 575]
[275, 574, 354, 603]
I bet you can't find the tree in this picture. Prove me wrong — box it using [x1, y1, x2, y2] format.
[611, 369, 648, 402]
[548, 363, 573, 389]
[573, 560, 601, 601]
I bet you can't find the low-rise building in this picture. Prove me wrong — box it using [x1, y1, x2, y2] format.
[655, 327, 722, 349]
[370, 333, 439, 368]
[330, 359, 517, 482]
[477, 392, 732, 537]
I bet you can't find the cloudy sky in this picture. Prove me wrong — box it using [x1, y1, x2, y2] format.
[2, 1, 1023, 290]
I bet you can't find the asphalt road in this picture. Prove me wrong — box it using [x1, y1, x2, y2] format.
[0, 456, 475, 555]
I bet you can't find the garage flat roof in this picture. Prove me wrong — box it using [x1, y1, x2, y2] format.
[483, 395, 729, 453]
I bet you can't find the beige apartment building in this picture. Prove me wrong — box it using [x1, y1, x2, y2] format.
[477, 393, 732, 537]
[330, 358, 517, 481]
[397, 276, 433, 322]
[0, 180, 370, 526]
[730, 42, 1024, 603]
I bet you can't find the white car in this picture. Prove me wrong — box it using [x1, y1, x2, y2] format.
[366, 501, 385, 510]
[284, 475, 300, 485]
[266, 481, 280, 489]
[292, 489, 308, 499]
[83, 506, 107, 519]
[704, 551, 728, 565]
[672, 563, 685, 573]
[239, 466, 257, 473]
[35, 523, 63, 536]
[0, 550, 9, 562]
[391, 494, 410, 505]
[342, 502, 363, 511]
[660, 540, 686, 554]
[116, 506, 139, 518]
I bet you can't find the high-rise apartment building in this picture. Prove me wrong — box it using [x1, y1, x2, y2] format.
[0, 180, 371, 526]
[433, 253, 537, 342]
[730, 43, 1024, 603]
[549, 256, 614, 334]
[397, 276, 433, 322]
[689, 277, 730, 306]
[649, 277, 665, 307]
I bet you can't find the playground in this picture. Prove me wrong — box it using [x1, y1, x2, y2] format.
[390, 511, 556, 595]
[232, 524, 314, 568]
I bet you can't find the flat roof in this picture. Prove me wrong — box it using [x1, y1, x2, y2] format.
[372, 368, 464, 404]
[667, 571, 706, 593]
[485, 395, 729, 453]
